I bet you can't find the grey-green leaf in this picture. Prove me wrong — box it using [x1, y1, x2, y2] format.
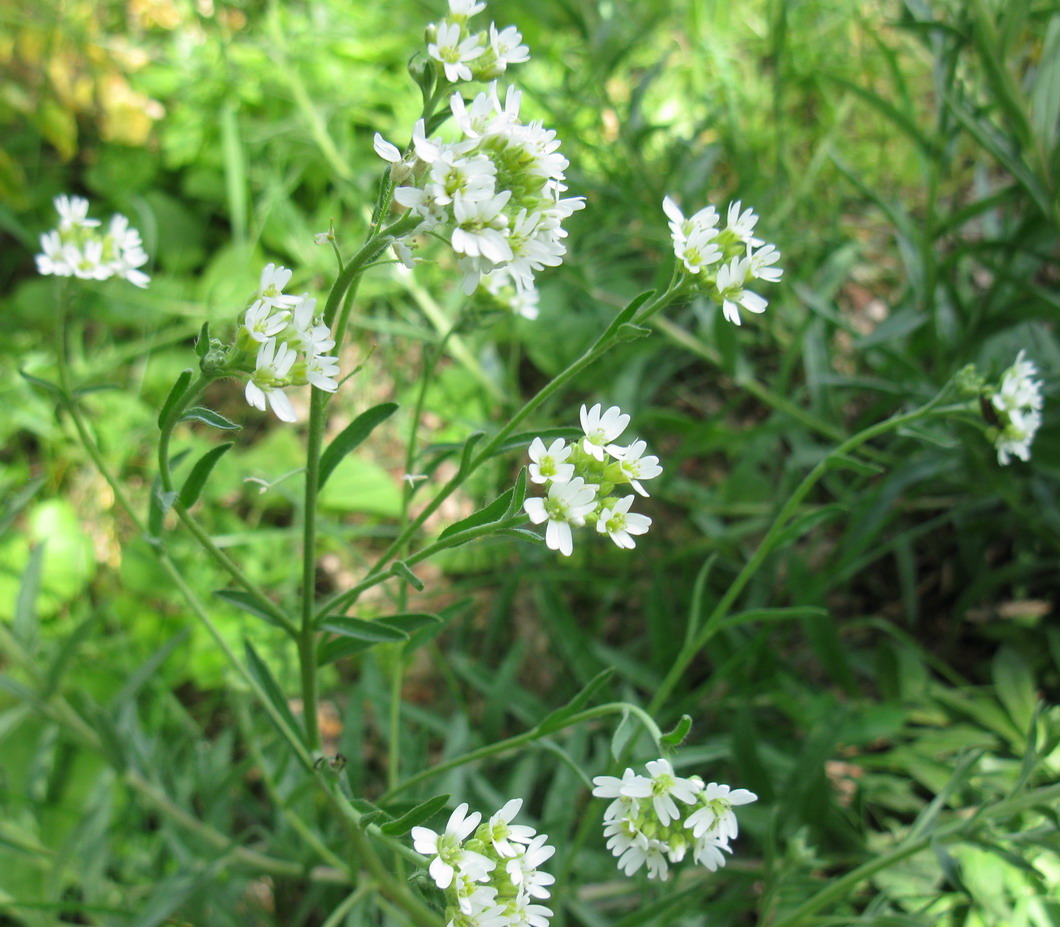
[319, 402, 399, 489]
[178, 443, 233, 508]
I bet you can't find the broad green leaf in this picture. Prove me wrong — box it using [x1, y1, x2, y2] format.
[320, 616, 409, 644]
[318, 402, 398, 489]
[380, 794, 451, 836]
[243, 640, 305, 748]
[179, 407, 240, 431]
[178, 443, 233, 507]
[157, 368, 193, 429]
[536, 667, 615, 735]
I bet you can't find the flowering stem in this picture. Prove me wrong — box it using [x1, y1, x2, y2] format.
[300, 386, 328, 753]
[648, 394, 965, 716]
[320, 288, 681, 616]
[380, 701, 661, 802]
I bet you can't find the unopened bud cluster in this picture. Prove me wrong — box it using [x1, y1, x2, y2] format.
[592, 759, 757, 881]
[412, 799, 555, 927]
[522, 404, 662, 556]
[35, 195, 150, 289]
[663, 196, 782, 325]
[207, 263, 341, 422]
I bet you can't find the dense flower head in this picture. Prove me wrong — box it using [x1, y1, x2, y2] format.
[988, 350, 1044, 465]
[522, 403, 661, 556]
[592, 759, 757, 881]
[202, 264, 341, 422]
[412, 799, 555, 927]
[379, 81, 583, 309]
[662, 195, 782, 325]
[425, 1, 530, 86]
[36, 195, 150, 288]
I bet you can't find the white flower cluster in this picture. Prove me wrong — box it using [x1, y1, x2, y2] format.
[412, 799, 556, 927]
[35, 195, 150, 288]
[234, 263, 340, 422]
[990, 350, 1044, 465]
[425, 0, 530, 85]
[374, 84, 584, 309]
[522, 403, 662, 557]
[662, 196, 782, 325]
[592, 759, 757, 881]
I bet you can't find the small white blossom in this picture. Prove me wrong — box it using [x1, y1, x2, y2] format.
[489, 23, 530, 70]
[527, 437, 574, 485]
[684, 782, 758, 843]
[523, 477, 598, 557]
[616, 439, 663, 496]
[245, 339, 297, 423]
[484, 798, 537, 858]
[429, 21, 486, 83]
[597, 496, 652, 550]
[243, 300, 290, 344]
[716, 256, 768, 326]
[257, 263, 300, 311]
[990, 351, 1044, 465]
[580, 403, 630, 461]
[411, 803, 493, 891]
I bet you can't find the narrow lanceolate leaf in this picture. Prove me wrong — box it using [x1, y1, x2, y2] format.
[379, 794, 451, 836]
[375, 613, 442, 635]
[195, 321, 211, 359]
[318, 402, 398, 489]
[610, 707, 637, 761]
[14, 542, 46, 649]
[147, 482, 178, 540]
[19, 368, 65, 400]
[243, 640, 305, 748]
[458, 431, 485, 475]
[320, 616, 409, 644]
[392, 560, 424, 591]
[598, 289, 655, 344]
[179, 407, 241, 431]
[214, 589, 291, 632]
[178, 443, 233, 508]
[504, 468, 528, 517]
[536, 667, 615, 735]
[158, 368, 193, 429]
[438, 487, 515, 542]
[317, 636, 377, 666]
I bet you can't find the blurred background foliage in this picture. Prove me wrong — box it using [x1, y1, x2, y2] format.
[1, 0, 1058, 924]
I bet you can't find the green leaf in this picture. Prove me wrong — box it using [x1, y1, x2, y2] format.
[597, 290, 655, 344]
[178, 443, 233, 508]
[380, 794, 451, 836]
[393, 560, 424, 591]
[438, 487, 515, 541]
[318, 402, 399, 489]
[825, 453, 884, 477]
[157, 368, 193, 429]
[111, 629, 191, 707]
[496, 527, 545, 544]
[376, 613, 443, 635]
[504, 468, 528, 517]
[179, 406, 241, 431]
[993, 646, 1037, 733]
[147, 482, 178, 540]
[615, 322, 651, 342]
[19, 368, 65, 401]
[317, 636, 377, 665]
[14, 542, 45, 649]
[716, 606, 830, 632]
[459, 431, 485, 474]
[0, 477, 44, 536]
[536, 667, 615, 735]
[660, 714, 693, 748]
[213, 589, 290, 632]
[195, 321, 210, 358]
[349, 797, 390, 828]
[610, 707, 637, 761]
[244, 640, 305, 748]
[773, 504, 847, 550]
[320, 616, 409, 644]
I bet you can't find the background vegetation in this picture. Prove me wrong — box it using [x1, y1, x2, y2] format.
[1, 0, 1058, 925]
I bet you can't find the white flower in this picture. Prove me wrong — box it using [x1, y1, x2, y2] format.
[453, 870, 498, 916]
[489, 23, 530, 69]
[725, 200, 763, 247]
[616, 439, 663, 496]
[451, 190, 513, 264]
[429, 21, 486, 83]
[684, 781, 758, 843]
[527, 437, 574, 484]
[580, 403, 630, 461]
[55, 195, 100, 230]
[448, 0, 486, 17]
[245, 339, 297, 423]
[995, 408, 1042, 465]
[35, 230, 75, 277]
[505, 833, 556, 898]
[285, 295, 335, 355]
[715, 256, 768, 326]
[484, 798, 537, 858]
[993, 350, 1043, 415]
[691, 837, 730, 871]
[523, 477, 598, 557]
[596, 496, 652, 550]
[749, 243, 783, 283]
[243, 299, 290, 343]
[411, 803, 493, 890]
[257, 263, 300, 311]
[678, 225, 722, 274]
[644, 758, 701, 826]
[662, 196, 719, 249]
[305, 353, 340, 392]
